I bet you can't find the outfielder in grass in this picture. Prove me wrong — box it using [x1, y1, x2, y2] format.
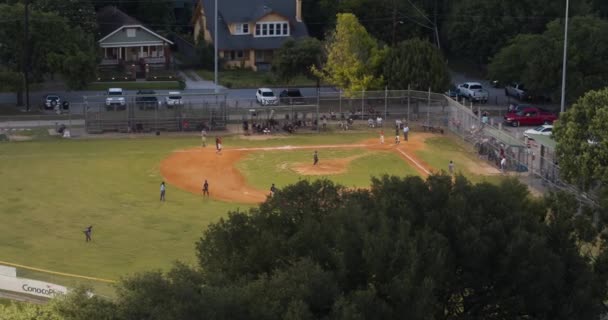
[313, 150, 319, 166]
[83, 225, 93, 242]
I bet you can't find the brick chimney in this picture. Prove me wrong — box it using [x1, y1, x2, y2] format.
[296, 0, 302, 22]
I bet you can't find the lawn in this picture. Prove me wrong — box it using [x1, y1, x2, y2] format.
[86, 81, 182, 91]
[0, 131, 500, 298]
[236, 149, 419, 190]
[196, 69, 319, 88]
[416, 136, 505, 184]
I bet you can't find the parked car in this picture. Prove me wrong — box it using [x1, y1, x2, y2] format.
[256, 88, 278, 105]
[279, 88, 305, 105]
[506, 103, 532, 114]
[503, 107, 557, 127]
[165, 91, 183, 108]
[505, 83, 527, 100]
[43, 94, 61, 110]
[524, 125, 553, 139]
[457, 82, 488, 103]
[105, 88, 126, 110]
[136, 90, 161, 110]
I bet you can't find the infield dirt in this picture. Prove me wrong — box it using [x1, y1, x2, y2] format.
[160, 133, 498, 204]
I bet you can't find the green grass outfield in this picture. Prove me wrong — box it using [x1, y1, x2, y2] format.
[237, 149, 419, 190]
[0, 131, 503, 296]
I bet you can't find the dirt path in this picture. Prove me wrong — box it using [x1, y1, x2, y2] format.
[160, 133, 491, 204]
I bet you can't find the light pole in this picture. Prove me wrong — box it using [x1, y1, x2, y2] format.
[214, 0, 219, 93]
[560, 0, 569, 113]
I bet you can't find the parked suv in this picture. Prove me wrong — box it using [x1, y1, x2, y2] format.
[165, 91, 183, 108]
[136, 90, 161, 110]
[256, 88, 278, 105]
[43, 94, 61, 110]
[279, 88, 305, 105]
[105, 88, 126, 110]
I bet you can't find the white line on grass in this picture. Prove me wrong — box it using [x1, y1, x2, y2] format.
[395, 148, 431, 175]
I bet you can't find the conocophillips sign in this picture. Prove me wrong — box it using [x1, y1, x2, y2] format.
[0, 274, 68, 298]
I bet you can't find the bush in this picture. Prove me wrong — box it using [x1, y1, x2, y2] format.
[146, 69, 178, 81]
[96, 68, 135, 82]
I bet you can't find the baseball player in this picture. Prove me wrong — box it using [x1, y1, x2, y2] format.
[201, 129, 207, 147]
[83, 225, 93, 242]
[270, 183, 277, 197]
[202, 180, 209, 197]
[379, 130, 385, 144]
[160, 181, 166, 201]
[216, 137, 222, 154]
[313, 151, 319, 166]
[448, 160, 454, 174]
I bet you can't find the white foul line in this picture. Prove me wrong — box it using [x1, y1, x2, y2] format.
[395, 148, 431, 175]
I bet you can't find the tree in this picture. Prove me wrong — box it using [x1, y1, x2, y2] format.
[552, 88, 608, 189]
[32, 0, 97, 34]
[488, 16, 608, 103]
[0, 302, 58, 320]
[446, 0, 591, 65]
[313, 13, 386, 94]
[0, 3, 98, 97]
[273, 37, 323, 83]
[383, 38, 450, 91]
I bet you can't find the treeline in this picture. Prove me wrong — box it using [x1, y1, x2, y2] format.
[3, 175, 608, 319]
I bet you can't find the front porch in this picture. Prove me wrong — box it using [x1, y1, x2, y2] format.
[100, 45, 171, 66]
[219, 49, 275, 71]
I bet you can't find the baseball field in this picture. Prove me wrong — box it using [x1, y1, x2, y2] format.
[0, 129, 501, 295]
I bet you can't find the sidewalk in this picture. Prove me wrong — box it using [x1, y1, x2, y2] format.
[179, 70, 224, 91]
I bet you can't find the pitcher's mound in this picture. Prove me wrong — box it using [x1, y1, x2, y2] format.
[292, 159, 350, 175]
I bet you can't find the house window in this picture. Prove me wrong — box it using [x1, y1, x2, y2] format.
[229, 50, 245, 60]
[126, 28, 136, 37]
[254, 22, 290, 37]
[235, 23, 249, 35]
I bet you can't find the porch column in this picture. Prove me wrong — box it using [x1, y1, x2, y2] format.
[118, 47, 122, 59]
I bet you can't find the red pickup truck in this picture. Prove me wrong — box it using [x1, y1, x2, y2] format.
[503, 107, 557, 127]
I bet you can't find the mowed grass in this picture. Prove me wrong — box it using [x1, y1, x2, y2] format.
[416, 136, 505, 184]
[0, 138, 243, 282]
[236, 149, 419, 190]
[0, 131, 500, 297]
[0, 132, 380, 293]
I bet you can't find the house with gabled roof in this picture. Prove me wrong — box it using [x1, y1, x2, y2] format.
[192, 0, 308, 71]
[96, 6, 174, 68]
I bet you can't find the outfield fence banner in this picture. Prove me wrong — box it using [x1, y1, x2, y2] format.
[0, 273, 68, 299]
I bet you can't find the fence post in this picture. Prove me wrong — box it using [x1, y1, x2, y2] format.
[316, 87, 320, 133]
[427, 87, 431, 125]
[407, 85, 410, 122]
[339, 90, 342, 115]
[384, 86, 388, 125]
[361, 89, 365, 121]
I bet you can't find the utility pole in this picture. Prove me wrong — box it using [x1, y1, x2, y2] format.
[214, 0, 219, 93]
[391, 0, 397, 45]
[560, 0, 569, 113]
[24, 0, 30, 111]
[433, 0, 440, 49]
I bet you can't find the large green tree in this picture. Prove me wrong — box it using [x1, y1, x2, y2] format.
[5, 175, 608, 319]
[0, 3, 97, 98]
[446, 0, 591, 65]
[272, 37, 323, 83]
[552, 88, 608, 189]
[32, 0, 97, 34]
[313, 13, 386, 94]
[488, 16, 608, 103]
[383, 38, 450, 91]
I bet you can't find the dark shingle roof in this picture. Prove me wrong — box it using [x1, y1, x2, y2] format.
[200, 0, 308, 51]
[96, 6, 142, 38]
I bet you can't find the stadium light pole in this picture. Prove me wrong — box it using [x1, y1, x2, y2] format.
[560, 0, 569, 113]
[214, 0, 218, 93]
